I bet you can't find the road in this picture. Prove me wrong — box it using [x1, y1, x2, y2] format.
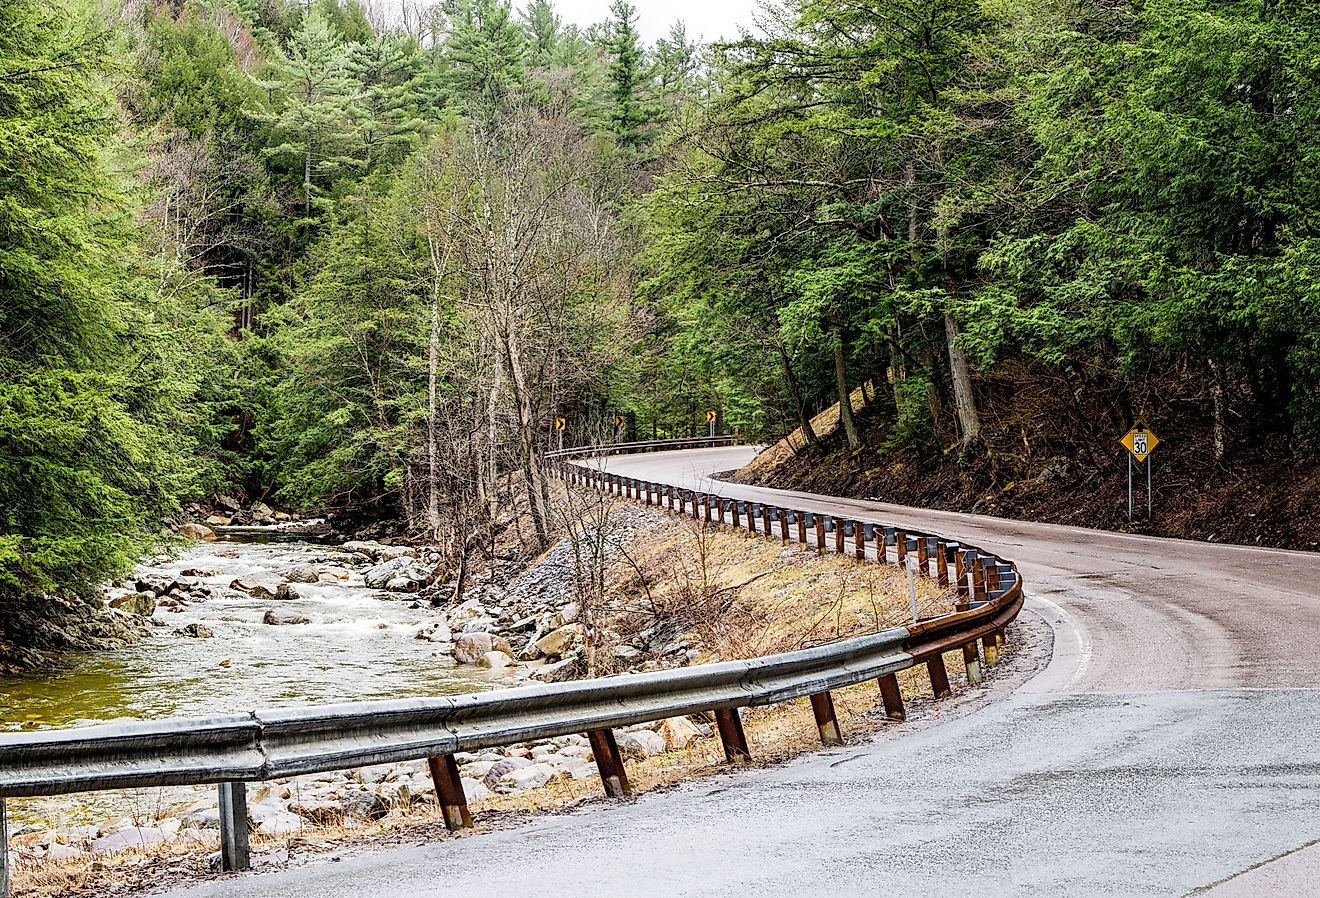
[156, 446, 1320, 897]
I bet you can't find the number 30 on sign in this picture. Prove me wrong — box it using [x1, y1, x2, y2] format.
[1121, 426, 1159, 463]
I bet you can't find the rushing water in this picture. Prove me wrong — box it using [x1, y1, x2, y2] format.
[0, 531, 501, 734]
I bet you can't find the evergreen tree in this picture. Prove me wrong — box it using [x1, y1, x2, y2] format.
[0, 0, 218, 602]
[441, 0, 526, 125]
[521, 0, 561, 68]
[347, 33, 426, 168]
[254, 6, 360, 215]
[604, 0, 647, 151]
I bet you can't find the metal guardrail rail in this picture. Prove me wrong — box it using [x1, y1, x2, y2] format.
[544, 434, 735, 461]
[0, 440, 1023, 895]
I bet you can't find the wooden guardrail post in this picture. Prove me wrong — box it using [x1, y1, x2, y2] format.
[815, 515, 826, 553]
[810, 692, 844, 746]
[964, 641, 983, 685]
[834, 518, 846, 555]
[1, 796, 10, 897]
[916, 536, 929, 575]
[748, 503, 758, 534]
[761, 504, 772, 538]
[854, 522, 866, 561]
[218, 781, 251, 872]
[778, 508, 790, 543]
[796, 511, 807, 545]
[691, 492, 702, 520]
[936, 542, 950, 587]
[955, 550, 970, 604]
[927, 655, 952, 699]
[714, 708, 752, 763]
[427, 754, 473, 831]
[895, 529, 907, 565]
[587, 730, 632, 797]
[878, 673, 906, 720]
[731, 500, 741, 529]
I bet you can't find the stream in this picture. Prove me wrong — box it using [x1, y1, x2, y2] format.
[0, 529, 501, 734]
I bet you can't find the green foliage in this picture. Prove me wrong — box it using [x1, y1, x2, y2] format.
[0, 0, 228, 601]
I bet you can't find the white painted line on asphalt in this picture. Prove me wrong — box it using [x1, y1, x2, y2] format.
[1019, 593, 1092, 695]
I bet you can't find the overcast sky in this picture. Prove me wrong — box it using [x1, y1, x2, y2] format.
[547, 0, 762, 43]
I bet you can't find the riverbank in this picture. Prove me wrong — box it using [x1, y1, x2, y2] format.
[4, 488, 960, 897]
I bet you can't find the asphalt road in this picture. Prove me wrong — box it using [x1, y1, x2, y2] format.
[156, 446, 1320, 898]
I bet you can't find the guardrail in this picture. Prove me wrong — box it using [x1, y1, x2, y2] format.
[0, 441, 1023, 895]
[545, 434, 735, 461]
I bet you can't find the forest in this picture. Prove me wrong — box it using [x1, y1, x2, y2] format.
[3, 0, 1318, 615]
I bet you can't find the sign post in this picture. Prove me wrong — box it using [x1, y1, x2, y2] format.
[706, 409, 717, 438]
[554, 417, 566, 453]
[1120, 425, 1160, 521]
[613, 415, 625, 441]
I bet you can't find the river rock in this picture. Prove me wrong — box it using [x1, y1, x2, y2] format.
[616, 729, 667, 760]
[535, 624, 582, 658]
[230, 576, 280, 599]
[496, 763, 555, 793]
[180, 568, 218, 578]
[342, 540, 387, 560]
[559, 602, 580, 624]
[109, 593, 156, 617]
[481, 757, 533, 790]
[174, 623, 214, 639]
[364, 557, 431, 591]
[263, 609, 310, 626]
[90, 826, 169, 854]
[657, 716, 704, 750]
[275, 583, 305, 601]
[415, 621, 453, 643]
[280, 564, 321, 584]
[478, 650, 515, 669]
[178, 523, 216, 541]
[529, 657, 579, 683]
[249, 501, 275, 523]
[250, 800, 303, 835]
[205, 514, 232, 527]
[461, 778, 495, 802]
[215, 495, 241, 512]
[454, 632, 512, 665]
[379, 545, 417, 561]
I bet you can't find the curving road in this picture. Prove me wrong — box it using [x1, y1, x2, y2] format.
[157, 446, 1320, 898]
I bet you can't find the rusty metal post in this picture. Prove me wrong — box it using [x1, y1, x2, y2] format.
[779, 508, 790, 543]
[587, 729, 632, 797]
[427, 754, 473, 831]
[834, 519, 845, 555]
[926, 654, 952, 699]
[218, 781, 251, 872]
[936, 542, 950, 587]
[878, 673, 906, 721]
[854, 522, 866, 561]
[895, 529, 907, 565]
[797, 512, 807, 545]
[748, 503, 758, 534]
[917, 536, 929, 576]
[982, 631, 1000, 666]
[714, 708, 752, 763]
[761, 505, 772, 538]
[704, 494, 712, 524]
[1, 797, 10, 898]
[815, 516, 826, 553]
[810, 692, 844, 746]
[643, 481, 652, 506]
[732, 500, 741, 529]
[963, 641, 983, 685]
[692, 492, 702, 520]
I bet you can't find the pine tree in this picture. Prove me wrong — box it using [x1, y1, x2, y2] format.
[347, 33, 426, 168]
[254, 6, 360, 215]
[442, 0, 527, 125]
[605, 0, 647, 152]
[521, 0, 561, 67]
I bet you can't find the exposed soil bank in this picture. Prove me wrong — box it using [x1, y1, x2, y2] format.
[734, 381, 1320, 552]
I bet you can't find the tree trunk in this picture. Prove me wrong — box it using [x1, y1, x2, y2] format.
[303, 136, 312, 215]
[502, 317, 549, 547]
[1209, 358, 1227, 464]
[776, 342, 819, 449]
[833, 324, 862, 450]
[944, 311, 982, 452]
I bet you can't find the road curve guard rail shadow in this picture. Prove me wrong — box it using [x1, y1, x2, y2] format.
[0, 439, 1023, 894]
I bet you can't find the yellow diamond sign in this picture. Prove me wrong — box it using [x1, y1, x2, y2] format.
[1121, 426, 1159, 463]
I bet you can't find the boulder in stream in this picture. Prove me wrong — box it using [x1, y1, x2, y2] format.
[263, 609, 310, 626]
[229, 576, 281, 599]
[178, 523, 216, 541]
[109, 593, 156, 617]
